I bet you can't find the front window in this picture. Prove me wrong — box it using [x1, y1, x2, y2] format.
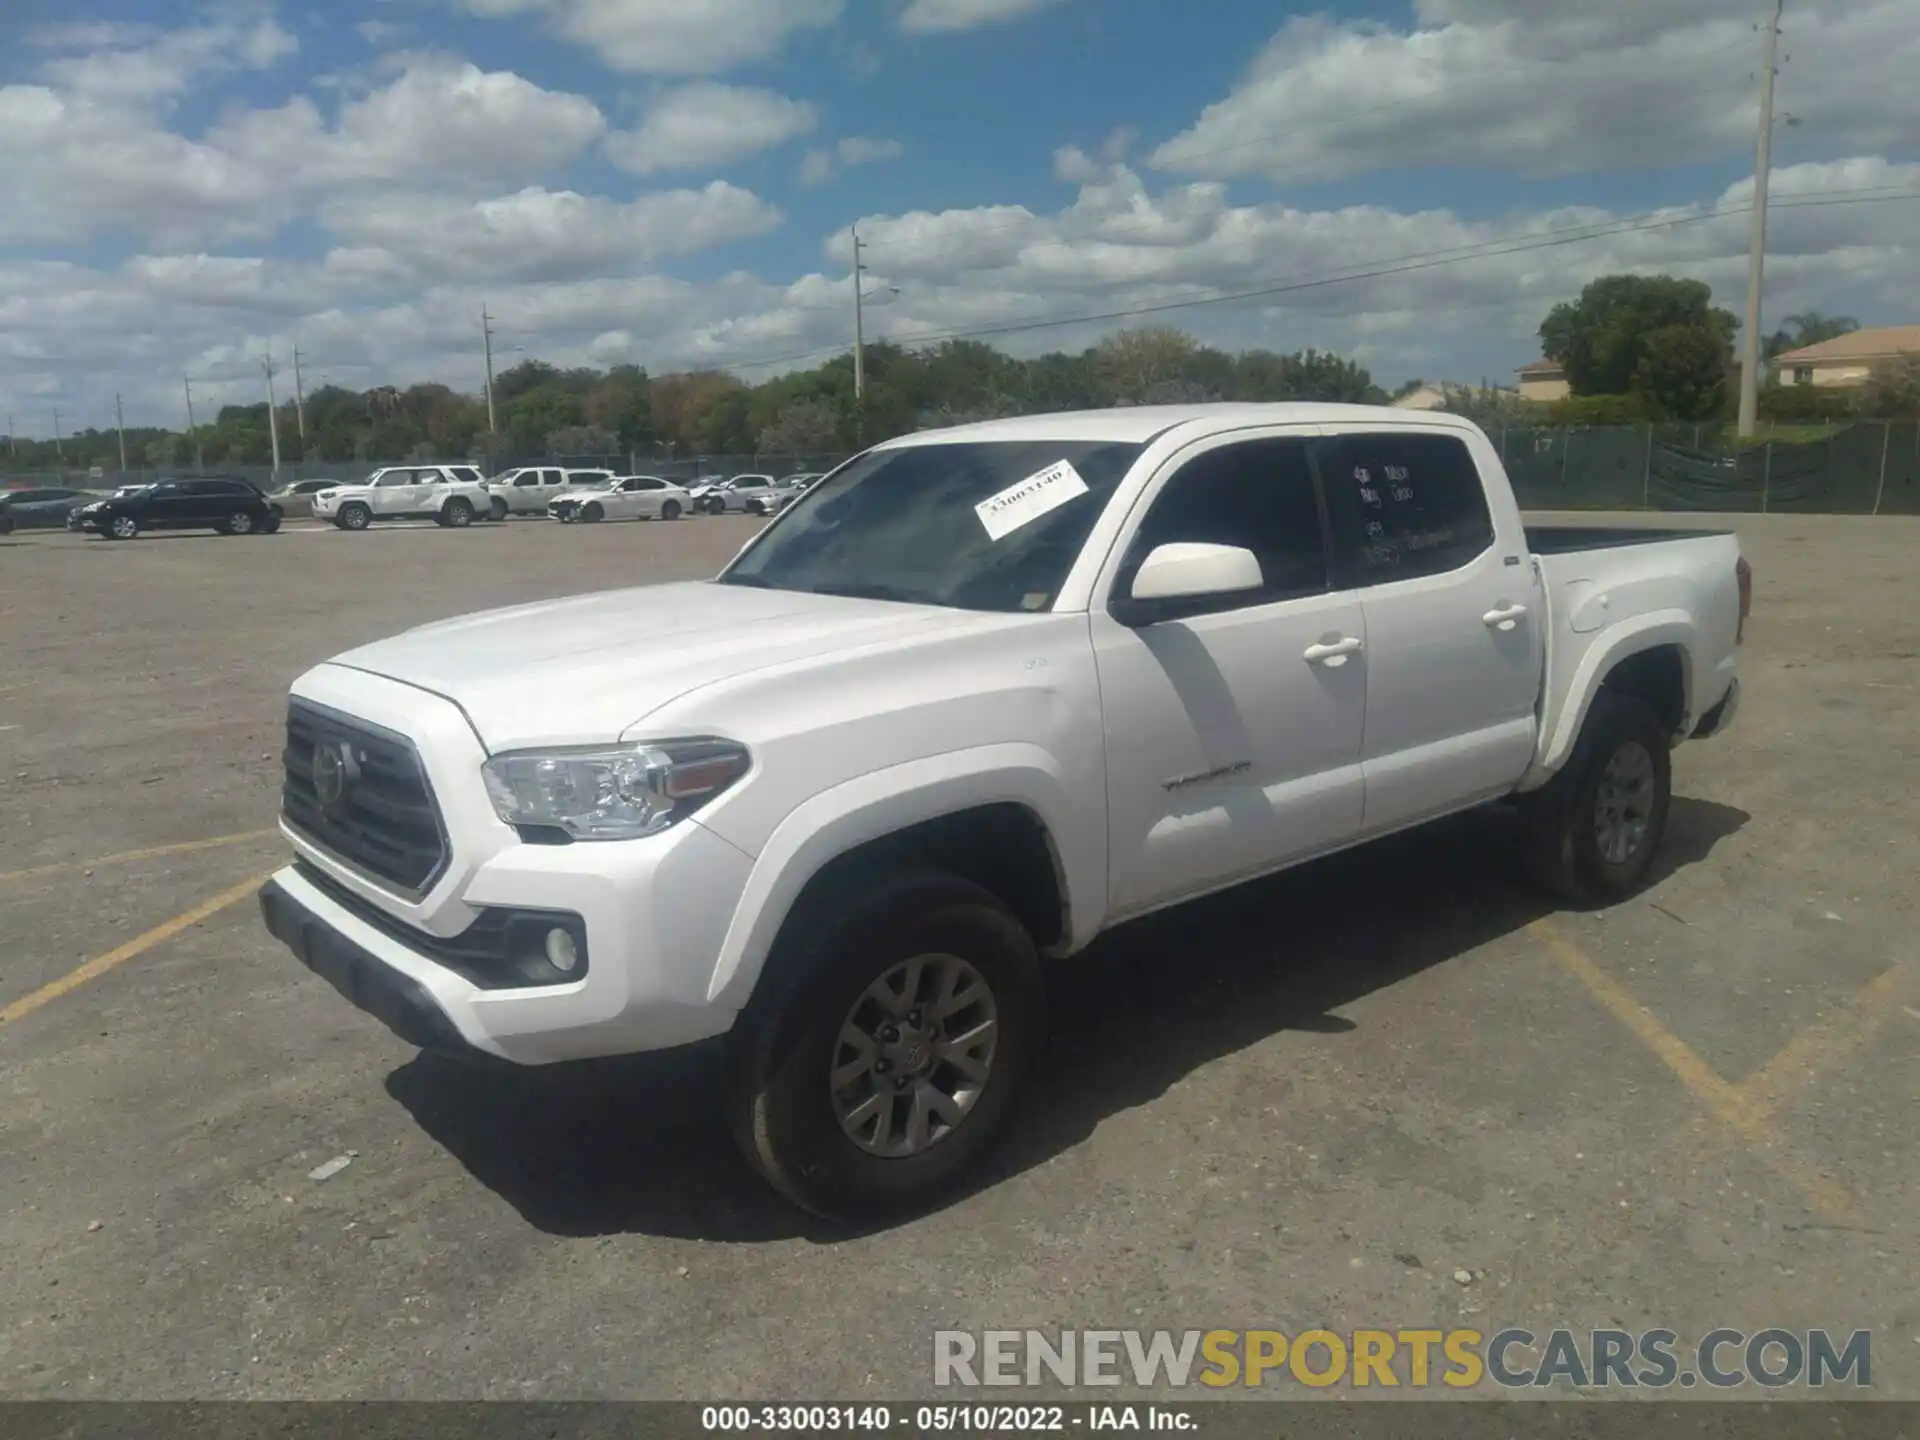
[719, 440, 1143, 613]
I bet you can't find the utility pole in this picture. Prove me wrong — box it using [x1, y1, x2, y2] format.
[482, 306, 499, 434]
[53, 408, 63, 463]
[292, 347, 308, 441]
[1737, 0, 1786, 440]
[115, 393, 127, 471]
[6, 416, 13, 458]
[184, 377, 202, 470]
[263, 355, 283, 479]
[851, 226, 867, 401]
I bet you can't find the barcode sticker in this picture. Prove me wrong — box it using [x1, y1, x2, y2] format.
[974, 459, 1090, 542]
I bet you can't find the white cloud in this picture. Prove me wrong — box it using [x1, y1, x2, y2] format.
[1150, 0, 1920, 184]
[898, 0, 1063, 34]
[37, 13, 296, 104]
[12, 154, 1918, 432]
[0, 55, 608, 247]
[452, 0, 843, 75]
[320, 183, 784, 282]
[798, 135, 905, 187]
[605, 83, 816, 176]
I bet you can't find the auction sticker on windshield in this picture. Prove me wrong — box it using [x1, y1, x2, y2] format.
[975, 459, 1090, 542]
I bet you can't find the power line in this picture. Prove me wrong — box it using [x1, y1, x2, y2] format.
[716, 185, 1919, 376]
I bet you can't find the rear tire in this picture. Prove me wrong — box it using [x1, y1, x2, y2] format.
[661, 500, 682, 522]
[337, 503, 371, 532]
[1520, 692, 1672, 904]
[441, 498, 475, 528]
[726, 870, 1045, 1223]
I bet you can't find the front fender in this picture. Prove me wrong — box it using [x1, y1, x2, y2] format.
[699, 743, 1103, 1010]
[1525, 608, 1696, 789]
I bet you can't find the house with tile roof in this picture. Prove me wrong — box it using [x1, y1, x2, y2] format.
[1772, 326, 1920, 388]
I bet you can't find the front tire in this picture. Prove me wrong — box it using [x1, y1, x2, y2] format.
[106, 514, 139, 540]
[1520, 692, 1672, 904]
[581, 502, 603, 523]
[336, 503, 371, 531]
[726, 870, 1045, 1222]
[490, 496, 510, 521]
[222, 509, 254, 536]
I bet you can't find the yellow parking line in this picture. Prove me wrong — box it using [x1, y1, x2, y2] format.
[0, 869, 278, 1027]
[1735, 962, 1911, 1123]
[1529, 917, 1859, 1224]
[1528, 919, 1754, 1128]
[0, 828, 279, 885]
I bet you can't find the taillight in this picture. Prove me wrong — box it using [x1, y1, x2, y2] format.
[1735, 556, 1752, 645]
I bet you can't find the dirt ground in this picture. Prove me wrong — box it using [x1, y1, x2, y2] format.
[0, 509, 1915, 1401]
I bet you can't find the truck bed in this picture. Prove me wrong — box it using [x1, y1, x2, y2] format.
[1524, 524, 1734, 556]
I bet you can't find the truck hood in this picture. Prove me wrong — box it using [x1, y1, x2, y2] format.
[321, 581, 986, 751]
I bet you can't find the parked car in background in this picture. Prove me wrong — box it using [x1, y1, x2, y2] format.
[485, 467, 620, 519]
[760, 473, 823, 515]
[311, 465, 492, 531]
[0, 486, 101, 531]
[546, 475, 692, 524]
[696, 474, 779, 514]
[79, 476, 282, 539]
[269, 479, 341, 519]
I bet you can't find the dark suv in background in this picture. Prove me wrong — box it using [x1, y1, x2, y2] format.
[78, 477, 283, 540]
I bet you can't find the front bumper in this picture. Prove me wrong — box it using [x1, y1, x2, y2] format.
[267, 657, 756, 1065]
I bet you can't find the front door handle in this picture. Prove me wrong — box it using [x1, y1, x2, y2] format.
[1303, 636, 1364, 667]
[1482, 603, 1529, 632]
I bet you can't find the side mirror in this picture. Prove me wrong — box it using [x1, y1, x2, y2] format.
[1112, 543, 1264, 627]
[1131, 542, 1263, 602]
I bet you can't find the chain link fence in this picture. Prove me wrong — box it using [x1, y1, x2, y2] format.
[8, 428, 1918, 515]
[1493, 422, 1919, 515]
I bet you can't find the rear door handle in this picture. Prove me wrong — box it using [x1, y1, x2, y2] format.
[1303, 637, 1364, 667]
[1482, 603, 1528, 631]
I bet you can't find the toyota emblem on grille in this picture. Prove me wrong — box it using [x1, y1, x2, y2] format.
[311, 738, 360, 813]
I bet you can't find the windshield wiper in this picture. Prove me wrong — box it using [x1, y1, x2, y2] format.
[807, 581, 926, 604]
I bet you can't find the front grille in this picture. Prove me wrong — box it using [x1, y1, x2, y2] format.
[282, 700, 448, 895]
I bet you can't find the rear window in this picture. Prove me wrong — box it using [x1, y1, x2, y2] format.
[449, 467, 483, 484]
[1319, 431, 1495, 583]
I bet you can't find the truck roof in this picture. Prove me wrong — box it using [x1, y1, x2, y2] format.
[877, 402, 1478, 450]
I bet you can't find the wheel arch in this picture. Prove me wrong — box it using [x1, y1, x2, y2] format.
[1527, 612, 1695, 789]
[703, 746, 1097, 1012]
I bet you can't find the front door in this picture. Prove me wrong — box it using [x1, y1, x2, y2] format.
[145, 481, 197, 528]
[371, 469, 423, 516]
[1092, 434, 1368, 918]
[1315, 428, 1541, 836]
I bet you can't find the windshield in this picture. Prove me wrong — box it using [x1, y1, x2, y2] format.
[718, 439, 1143, 613]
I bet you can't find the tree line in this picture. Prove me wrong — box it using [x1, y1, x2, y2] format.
[1, 329, 1384, 474]
[7, 274, 1912, 476]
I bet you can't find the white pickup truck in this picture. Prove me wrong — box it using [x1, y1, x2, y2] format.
[259, 404, 1749, 1219]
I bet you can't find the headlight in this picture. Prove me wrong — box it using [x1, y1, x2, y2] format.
[481, 737, 750, 841]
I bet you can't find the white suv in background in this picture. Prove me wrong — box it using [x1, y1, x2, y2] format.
[486, 467, 618, 519]
[546, 475, 693, 524]
[311, 465, 493, 530]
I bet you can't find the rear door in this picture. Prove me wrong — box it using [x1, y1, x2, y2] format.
[1316, 427, 1541, 836]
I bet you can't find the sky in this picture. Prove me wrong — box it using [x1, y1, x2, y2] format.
[1, 0, 1917, 436]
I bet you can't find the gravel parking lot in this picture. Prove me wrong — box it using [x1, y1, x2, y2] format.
[1, 510, 1915, 1399]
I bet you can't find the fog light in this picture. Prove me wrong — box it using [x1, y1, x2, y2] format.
[544, 926, 580, 974]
